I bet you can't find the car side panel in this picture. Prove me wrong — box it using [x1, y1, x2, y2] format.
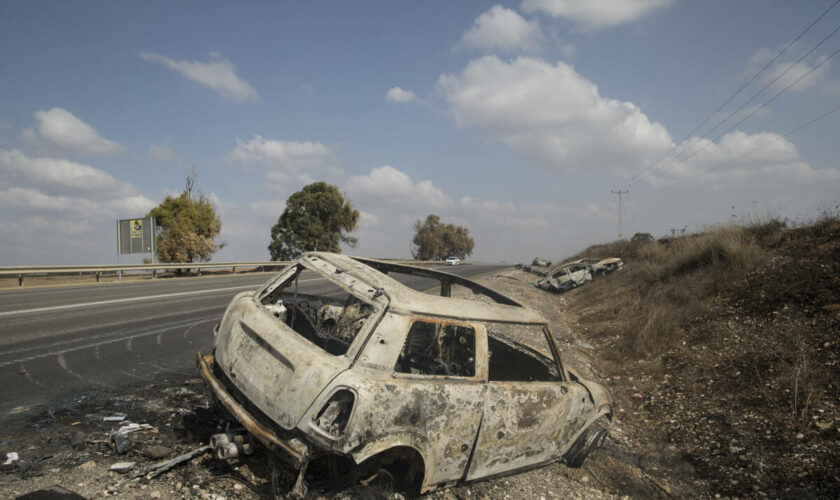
[305, 367, 485, 485]
[466, 382, 592, 480]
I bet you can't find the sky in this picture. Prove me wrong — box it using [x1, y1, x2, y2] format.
[1, 0, 839, 265]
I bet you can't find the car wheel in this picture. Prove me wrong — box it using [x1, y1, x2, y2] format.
[563, 416, 609, 468]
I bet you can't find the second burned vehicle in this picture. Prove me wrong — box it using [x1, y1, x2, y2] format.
[198, 253, 612, 495]
[572, 257, 624, 277]
[536, 262, 593, 293]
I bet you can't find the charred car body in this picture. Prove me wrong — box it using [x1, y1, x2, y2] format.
[535, 263, 593, 293]
[531, 257, 552, 267]
[198, 253, 611, 494]
[572, 258, 623, 277]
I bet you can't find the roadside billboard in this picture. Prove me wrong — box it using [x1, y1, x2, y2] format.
[118, 217, 155, 255]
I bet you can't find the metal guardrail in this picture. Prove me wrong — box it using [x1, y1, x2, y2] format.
[0, 259, 443, 287]
[0, 261, 290, 287]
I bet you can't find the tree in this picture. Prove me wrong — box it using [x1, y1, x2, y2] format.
[147, 169, 222, 263]
[411, 214, 475, 261]
[268, 182, 359, 261]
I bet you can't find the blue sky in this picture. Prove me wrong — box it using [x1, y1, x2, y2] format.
[1, 0, 839, 265]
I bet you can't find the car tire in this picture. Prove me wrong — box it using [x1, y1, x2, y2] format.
[563, 416, 609, 468]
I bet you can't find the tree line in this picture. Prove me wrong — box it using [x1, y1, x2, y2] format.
[146, 177, 474, 263]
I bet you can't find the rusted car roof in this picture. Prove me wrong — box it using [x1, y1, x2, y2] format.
[304, 252, 547, 325]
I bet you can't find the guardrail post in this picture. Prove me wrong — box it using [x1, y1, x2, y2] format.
[96, 272, 101, 283]
[441, 278, 451, 297]
[232, 266, 236, 274]
[152, 269, 156, 279]
[18, 274, 23, 287]
[197, 268, 202, 277]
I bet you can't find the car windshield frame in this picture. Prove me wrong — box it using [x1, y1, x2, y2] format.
[255, 259, 386, 361]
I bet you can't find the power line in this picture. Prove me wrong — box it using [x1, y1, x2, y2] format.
[631, 23, 840, 186]
[627, 43, 840, 189]
[639, 101, 840, 192]
[618, 0, 840, 190]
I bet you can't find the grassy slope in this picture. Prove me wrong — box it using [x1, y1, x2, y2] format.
[563, 217, 840, 498]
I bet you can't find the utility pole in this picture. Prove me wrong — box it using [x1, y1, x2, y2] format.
[670, 228, 677, 238]
[611, 190, 629, 239]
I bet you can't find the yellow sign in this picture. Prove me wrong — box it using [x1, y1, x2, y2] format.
[130, 219, 143, 238]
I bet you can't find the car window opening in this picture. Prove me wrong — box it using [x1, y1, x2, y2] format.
[259, 266, 373, 356]
[395, 321, 476, 377]
[486, 323, 560, 382]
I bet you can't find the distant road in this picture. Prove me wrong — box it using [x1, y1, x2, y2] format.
[0, 263, 507, 417]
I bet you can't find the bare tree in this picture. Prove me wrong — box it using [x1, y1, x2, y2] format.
[185, 165, 198, 199]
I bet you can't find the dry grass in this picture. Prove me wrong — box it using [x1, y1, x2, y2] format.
[569, 221, 778, 359]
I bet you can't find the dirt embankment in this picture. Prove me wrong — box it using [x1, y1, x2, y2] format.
[561, 217, 840, 499]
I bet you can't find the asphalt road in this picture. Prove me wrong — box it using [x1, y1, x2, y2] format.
[0, 263, 507, 418]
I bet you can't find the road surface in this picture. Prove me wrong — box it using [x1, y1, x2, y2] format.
[0, 263, 508, 417]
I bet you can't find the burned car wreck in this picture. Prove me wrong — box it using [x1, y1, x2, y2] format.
[572, 257, 624, 277]
[198, 253, 611, 495]
[536, 263, 593, 294]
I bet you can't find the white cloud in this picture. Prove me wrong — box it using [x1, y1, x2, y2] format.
[460, 196, 548, 229]
[225, 135, 336, 187]
[385, 87, 418, 103]
[148, 143, 176, 162]
[206, 192, 236, 218]
[248, 199, 287, 218]
[0, 149, 156, 264]
[139, 51, 258, 102]
[650, 130, 840, 187]
[358, 210, 380, 227]
[457, 5, 544, 53]
[0, 148, 137, 197]
[437, 56, 672, 175]
[21, 108, 122, 157]
[744, 46, 833, 93]
[521, 0, 673, 30]
[345, 166, 450, 210]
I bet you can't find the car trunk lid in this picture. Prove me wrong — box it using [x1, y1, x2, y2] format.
[215, 296, 352, 430]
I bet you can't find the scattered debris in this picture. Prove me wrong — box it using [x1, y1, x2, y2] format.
[4, 451, 19, 465]
[138, 445, 211, 479]
[102, 415, 126, 422]
[109, 461, 135, 473]
[69, 430, 85, 450]
[140, 445, 173, 460]
[109, 423, 155, 454]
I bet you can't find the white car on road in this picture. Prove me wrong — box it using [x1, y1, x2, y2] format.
[445, 256, 461, 266]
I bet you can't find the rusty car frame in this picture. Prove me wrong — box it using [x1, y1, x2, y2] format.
[198, 252, 611, 495]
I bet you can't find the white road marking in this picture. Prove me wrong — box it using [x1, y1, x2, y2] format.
[58, 352, 115, 389]
[0, 316, 215, 367]
[0, 277, 325, 318]
[182, 318, 212, 342]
